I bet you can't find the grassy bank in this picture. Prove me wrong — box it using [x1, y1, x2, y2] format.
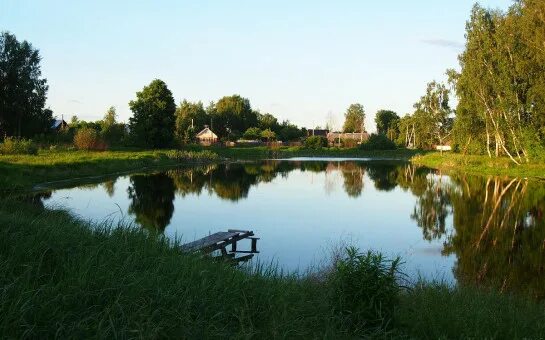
[198, 145, 421, 161]
[412, 152, 545, 178]
[1, 198, 544, 338]
[0, 149, 221, 191]
[0, 147, 420, 191]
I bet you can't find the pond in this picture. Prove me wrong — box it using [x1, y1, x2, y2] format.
[34, 159, 545, 298]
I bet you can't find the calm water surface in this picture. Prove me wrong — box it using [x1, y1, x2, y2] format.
[36, 160, 545, 297]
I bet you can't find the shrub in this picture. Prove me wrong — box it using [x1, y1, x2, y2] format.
[101, 123, 127, 146]
[242, 127, 262, 140]
[341, 138, 358, 148]
[304, 136, 328, 149]
[73, 128, 107, 151]
[360, 134, 397, 151]
[0, 137, 38, 155]
[328, 247, 402, 330]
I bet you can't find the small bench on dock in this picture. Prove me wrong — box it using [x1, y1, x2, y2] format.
[181, 229, 259, 264]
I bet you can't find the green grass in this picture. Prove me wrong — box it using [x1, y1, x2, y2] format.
[1, 199, 544, 338]
[412, 152, 545, 178]
[396, 283, 545, 339]
[0, 198, 391, 338]
[0, 149, 219, 191]
[199, 145, 421, 160]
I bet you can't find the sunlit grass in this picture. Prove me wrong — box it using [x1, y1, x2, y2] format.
[412, 152, 545, 178]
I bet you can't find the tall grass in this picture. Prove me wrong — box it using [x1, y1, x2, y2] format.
[0, 198, 404, 338]
[396, 282, 545, 339]
[412, 151, 545, 178]
[1, 198, 545, 337]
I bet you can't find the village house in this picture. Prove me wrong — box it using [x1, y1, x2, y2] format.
[195, 126, 218, 145]
[306, 129, 329, 138]
[51, 118, 68, 132]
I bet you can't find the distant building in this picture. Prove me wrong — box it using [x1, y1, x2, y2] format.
[327, 131, 369, 144]
[196, 126, 218, 145]
[306, 129, 329, 138]
[51, 119, 68, 132]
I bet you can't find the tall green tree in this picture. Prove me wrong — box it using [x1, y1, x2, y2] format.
[375, 109, 400, 137]
[100, 106, 125, 145]
[175, 100, 208, 143]
[342, 103, 366, 133]
[128, 79, 175, 148]
[278, 120, 303, 141]
[413, 81, 453, 149]
[257, 112, 280, 132]
[0, 32, 51, 138]
[451, 1, 545, 162]
[210, 95, 257, 139]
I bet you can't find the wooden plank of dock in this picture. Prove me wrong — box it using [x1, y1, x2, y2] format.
[182, 231, 240, 252]
[181, 230, 256, 255]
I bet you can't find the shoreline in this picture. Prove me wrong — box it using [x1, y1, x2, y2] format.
[3, 147, 545, 192]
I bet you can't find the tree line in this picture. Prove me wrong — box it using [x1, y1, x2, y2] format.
[381, 0, 545, 162]
[5, 0, 544, 159]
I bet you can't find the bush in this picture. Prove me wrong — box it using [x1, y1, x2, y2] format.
[73, 128, 107, 151]
[360, 134, 397, 151]
[341, 138, 358, 148]
[101, 123, 127, 146]
[0, 137, 38, 155]
[304, 136, 328, 149]
[242, 127, 262, 140]
[328, 247, 401, 330]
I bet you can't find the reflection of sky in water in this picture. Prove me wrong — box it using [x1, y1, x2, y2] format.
[44, 163, 456, 283]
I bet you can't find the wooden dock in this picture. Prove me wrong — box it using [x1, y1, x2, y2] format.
[181, 229, 259, 264]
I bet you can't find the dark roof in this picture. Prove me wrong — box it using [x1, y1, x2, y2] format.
[51, 119, 68, 129]
[306, 129, 329, 137]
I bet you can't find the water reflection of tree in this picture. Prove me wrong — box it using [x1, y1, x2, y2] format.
[19, 191, 52, 209]
[340, 162, 364, 198]
[366, 163, 399, 191]
[168, 161, 426, 200]
[102, 179, 116, 197]
[410, 175, 452, 241]
[127, 173, 175, 232]
[442, 176, 545, 299]
[405, 171, 545, 297]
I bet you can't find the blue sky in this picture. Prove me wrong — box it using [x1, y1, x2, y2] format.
[2, 0, 512, 131]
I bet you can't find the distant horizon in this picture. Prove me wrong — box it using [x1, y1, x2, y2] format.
[1, 0, 512, 132]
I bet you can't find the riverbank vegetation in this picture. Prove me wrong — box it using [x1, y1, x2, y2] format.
[0, 147, 420, 191]
[1, 198, 544, 338]
[413, 152, 545, 178]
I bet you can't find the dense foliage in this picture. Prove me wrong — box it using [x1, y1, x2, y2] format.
[100, 107, 126, 146]
[175, 100, 208, 143]
[304, 136, 328, 149]
[375, 110, 400, 136]
[342, 103, 366, 133]
[0, 32, 51, 138]
[328, 248, 401, 330]
[129, 79, 176, 148]
[207, 95, 257, 140]
[0, 137, 37, 155]
[449, 1, 545, 162]
[360, 134, 397, 151]
[73, 127, 106, 151]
